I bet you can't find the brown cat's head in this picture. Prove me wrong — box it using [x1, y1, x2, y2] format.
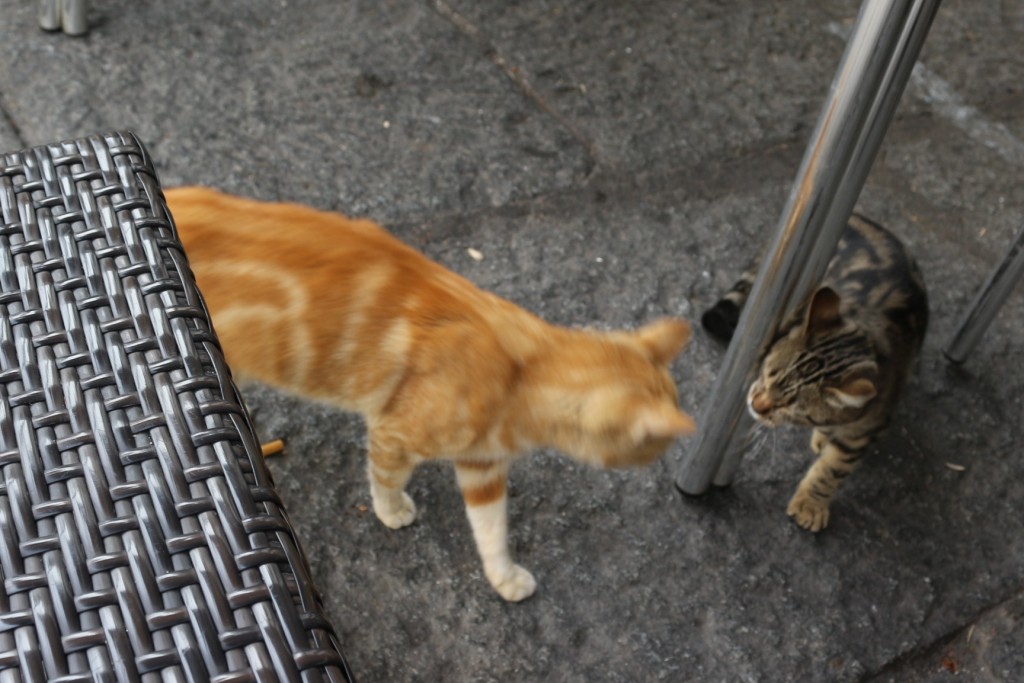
[523, 318, 696, 468]
[747, 287, 879, 428]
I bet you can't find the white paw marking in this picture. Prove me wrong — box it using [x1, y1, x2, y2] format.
[375, 492, 417, 529]
[491, 564, 537, 602]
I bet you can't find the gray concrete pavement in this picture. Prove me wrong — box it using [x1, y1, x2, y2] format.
[2, 1, 1023, 681]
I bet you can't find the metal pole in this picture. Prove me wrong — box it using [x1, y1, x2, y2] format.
[676, 0, 942, 495]
[709, 0, 942, 488]
[791, 0, 942, 321]
[944, 225, 1024, 364]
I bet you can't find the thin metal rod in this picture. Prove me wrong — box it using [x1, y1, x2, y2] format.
[944, 225, 1024, 364]
[676, 0, 941, 495]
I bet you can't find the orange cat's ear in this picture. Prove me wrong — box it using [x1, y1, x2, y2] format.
[630, 402, 697, 443]
[804, 287, 843, 337]
[635, 318, 691, 365]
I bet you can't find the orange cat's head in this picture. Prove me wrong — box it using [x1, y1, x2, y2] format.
[522, 318, 696, 468]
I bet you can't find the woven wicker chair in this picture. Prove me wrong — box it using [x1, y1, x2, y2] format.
[0, 131, 354, 682]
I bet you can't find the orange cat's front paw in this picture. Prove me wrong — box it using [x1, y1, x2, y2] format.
[489, 564, 537, 602]
[374, 492, 418, 529]
[787, 493, 830, 532]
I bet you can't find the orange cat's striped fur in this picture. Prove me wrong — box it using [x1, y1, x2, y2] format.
[166, 187, 696, 602]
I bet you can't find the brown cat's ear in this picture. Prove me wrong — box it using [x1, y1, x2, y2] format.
[804, 287, 843, 337]
[824, 363, 878, 409]
[629, 402, 697, 443]
[634, 318, 691, 365]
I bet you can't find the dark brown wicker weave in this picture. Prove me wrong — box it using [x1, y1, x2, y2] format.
[0, 132, 354, 682]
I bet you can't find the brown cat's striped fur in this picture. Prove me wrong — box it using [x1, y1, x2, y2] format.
[703, 215, 927, 531]
[167, 186, 696, 601]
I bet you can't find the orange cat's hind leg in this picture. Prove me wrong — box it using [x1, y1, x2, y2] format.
[454, 460, 536, 602]
[367, 435, 418, 529]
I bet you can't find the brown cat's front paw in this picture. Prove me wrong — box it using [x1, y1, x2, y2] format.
[787, 493, 830, 532]
[489, 564, 537, 602]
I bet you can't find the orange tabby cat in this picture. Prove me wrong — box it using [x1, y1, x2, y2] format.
[166, 186, 696, 602]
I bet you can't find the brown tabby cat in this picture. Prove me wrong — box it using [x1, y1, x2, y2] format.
[166, 186, 696, 601]
[702, 214, 928, 531]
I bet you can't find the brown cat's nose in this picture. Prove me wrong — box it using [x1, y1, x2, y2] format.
[750, 391, 772, 416]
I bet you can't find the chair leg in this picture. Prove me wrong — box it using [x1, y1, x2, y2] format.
[944, 225, 1024, 364]
[38, 0, 87, 35]
[61, 0, 88, 36]
[675, 0, 943, 495]
[39, 0, 61, 31]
